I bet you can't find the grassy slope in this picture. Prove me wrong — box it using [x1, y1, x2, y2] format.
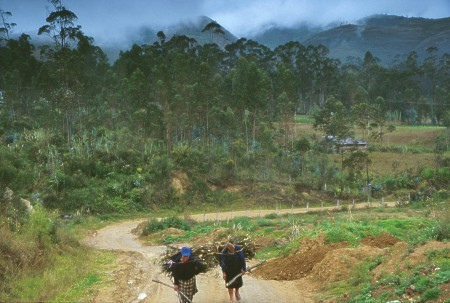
[293, 119, 448, 176]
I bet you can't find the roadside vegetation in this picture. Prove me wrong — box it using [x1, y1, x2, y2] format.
[0, 204, 115, 302]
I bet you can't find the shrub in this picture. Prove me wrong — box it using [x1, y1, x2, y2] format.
[419, 288, 440, 301]
[142, 218, 164, 234]
[147, 155, 172, 184]
[324, 226, 356, 244]
[4, 196, 30, 231]
[142, 216, 191, 235]
[171, 145, 209, 175]
[264, 213, 278, 219]
[433, 218, 450, 241]
[0, 161, 18, 188]
[421, 167, 450, 189]
[161, 216, 191, 230]
[24, 207, 54, 250]
[255, 218, 274, 227]
[64, 186, 100, 211]
[220, 158, 236, 182]
[415, 276, 433, 292]
[231, 217, 251, 230]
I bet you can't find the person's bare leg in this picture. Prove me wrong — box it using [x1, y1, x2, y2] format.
[235, 288, 241, 300]
[228, 288, 234, 302]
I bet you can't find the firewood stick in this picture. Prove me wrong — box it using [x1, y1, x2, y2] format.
[152, 279, 193, 303]
[226, 259, 266, 287]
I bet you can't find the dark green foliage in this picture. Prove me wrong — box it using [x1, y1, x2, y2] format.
[142, 216, 191, 235]
[432, 219, 450, 241]
[2, 196, 30, 231]
[172, 146, 209, 175]
[421, 167, 450, 189]
[182, 179, 211, 205]
[264, 213, 278, 219]
[419, 288, 441, 301]
[0, 11, 448, 215]
[381, 174, 419, 191]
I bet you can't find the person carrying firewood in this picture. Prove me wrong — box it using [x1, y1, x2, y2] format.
[220, 238, 246, 303]
[168, 246, 206, 303]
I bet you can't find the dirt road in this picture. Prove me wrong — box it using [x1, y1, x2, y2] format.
[187, 201, 397, 222]
[85, 219, 317, 302]
[85, 202, 396, 302]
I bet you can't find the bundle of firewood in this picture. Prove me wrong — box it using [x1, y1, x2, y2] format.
[159, 235, 256, 273]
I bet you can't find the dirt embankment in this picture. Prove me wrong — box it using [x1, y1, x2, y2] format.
[253, 232, 449, 287]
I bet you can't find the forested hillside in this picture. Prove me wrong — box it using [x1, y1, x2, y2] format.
[0, 2, 449, 216]
[251, 15, 450, 65]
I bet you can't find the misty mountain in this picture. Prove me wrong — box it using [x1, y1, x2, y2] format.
[120, 14, 450, 66]
[20, 14, 449, 66]
[248, 23, 325, 49]
[250, 15, 450, 65]
[103, 16, 237, 62]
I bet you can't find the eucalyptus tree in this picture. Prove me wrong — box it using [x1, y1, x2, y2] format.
[274, 42, 307, 112]
[435, 53, 450, 124]
[313, 96, 354, 196]
[114, 44, 145, 78]
[123, 68, 150, 135]
[157, 31, 166, 44]
[352, 102, 384, 140]
[386, 51, 421, 116]
[297, 44, 340, 111]
[199, 42, 225, 72]
[0, 34, 41, 127]
[37, 0, 82, 79]
[343, 151, 372, 196]
[201, 21, 225, 45]
[360, 51, 381, 97]
[339, 70, 360, 107]
[313, 96, 353, 139]
[224, 38, 273, 71]
[0, 9, 16, 40]
[231, 57, 271, 156]
[274, 62, 297, 148]
[422, 47, 439, 123]
[196, 61, 221, 146]
[37, 0, 84, 142]
[274, 41, 305, 67]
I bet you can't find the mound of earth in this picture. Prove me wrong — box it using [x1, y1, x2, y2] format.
[252, 233, 404, 282]
[361, 232, 400, 248]
[253, 237, 279, 250]
[131, 220, 148, 235]
[373, 240, 450, 280]
[311, 246, 385, 283]
[171, 171, 189, 195]
[252, 237, 347, 281]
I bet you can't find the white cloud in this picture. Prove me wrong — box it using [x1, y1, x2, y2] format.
[1, 0, 449, 42]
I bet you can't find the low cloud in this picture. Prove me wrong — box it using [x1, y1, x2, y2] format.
[1, 0, 449, 43]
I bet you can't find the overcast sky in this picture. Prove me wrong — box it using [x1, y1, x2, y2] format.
[1, 0, 449, 44]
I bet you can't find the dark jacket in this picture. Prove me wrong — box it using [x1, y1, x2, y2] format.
[220, 244, 246, 274]
[169, 258, 206, 285]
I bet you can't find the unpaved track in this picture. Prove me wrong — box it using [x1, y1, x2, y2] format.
[85, 203, 396, 302]
[85, 220, 317, 302]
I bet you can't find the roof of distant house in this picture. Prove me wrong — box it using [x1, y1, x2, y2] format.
[323, 136, 367, 146]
